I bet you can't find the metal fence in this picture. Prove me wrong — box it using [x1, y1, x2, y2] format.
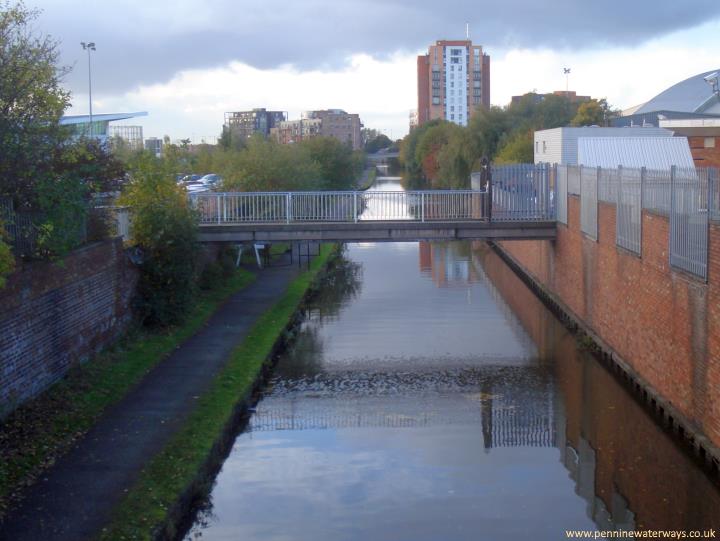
[710, 168, 720, 222]
[580, 166, 598, 240]
[616, 167, 642, 255]
[549, 163, 716, 280]
[670, 166, 708, 279]
[490, 163, 555, 221]
[556, 164, 568, 225]
[191, 190, 489, 224]
[0, 198, 40, 258]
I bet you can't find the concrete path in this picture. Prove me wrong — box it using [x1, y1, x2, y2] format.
[0, 251, 305, 541]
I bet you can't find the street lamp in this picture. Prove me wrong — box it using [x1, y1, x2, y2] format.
[81, 41, 96, 136]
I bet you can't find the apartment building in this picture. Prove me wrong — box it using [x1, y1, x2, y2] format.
[417, 39, 490, 127]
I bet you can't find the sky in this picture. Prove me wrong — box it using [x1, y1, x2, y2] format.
[27, 0, 720, 142]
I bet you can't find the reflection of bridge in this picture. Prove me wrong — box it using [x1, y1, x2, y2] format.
[191, 189, 556, 243]
[250, 367, 557, 449]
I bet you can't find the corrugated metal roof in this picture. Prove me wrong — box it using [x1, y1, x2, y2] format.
[577, 137, 695, 169]
[635, 69, 720, 115]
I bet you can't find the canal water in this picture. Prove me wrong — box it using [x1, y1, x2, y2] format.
[184, 177, 720, 540]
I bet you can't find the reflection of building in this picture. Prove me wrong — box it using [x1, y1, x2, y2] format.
[108, 125, 144, 150]
[59, 111, 148, 143]
[224, 108, 287, 140]
[418, 242, 478, 286]
[416, 39, 490, 127]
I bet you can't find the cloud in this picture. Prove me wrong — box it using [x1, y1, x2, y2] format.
[33, 0, 720, 94]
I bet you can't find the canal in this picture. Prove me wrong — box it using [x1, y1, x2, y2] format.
[184, 176, 720, 540]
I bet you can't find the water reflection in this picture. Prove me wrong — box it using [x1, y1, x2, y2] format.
[184, 237, 720, 541]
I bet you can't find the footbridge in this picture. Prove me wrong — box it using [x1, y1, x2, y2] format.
[191, 184, 556, 243]
[190, 167, 556, 242]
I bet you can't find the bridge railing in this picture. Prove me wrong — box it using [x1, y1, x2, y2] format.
[190, 190, 491, 224]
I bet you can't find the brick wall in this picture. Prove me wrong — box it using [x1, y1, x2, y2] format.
[0, 239, 138, 415]
[688, 136, 720, 168]
[497, 195, 720, 449]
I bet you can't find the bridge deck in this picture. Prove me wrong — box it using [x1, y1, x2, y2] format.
[198, 220, 556, 243]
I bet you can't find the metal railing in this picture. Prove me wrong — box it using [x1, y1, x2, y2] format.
[556, 164, 568, 225]
[670, 166, 708, 279]
[190, 190, 492, 224]
[490, 163, 555, 221]
[616, 167, 642, 255]
[580, 166, 598, 240]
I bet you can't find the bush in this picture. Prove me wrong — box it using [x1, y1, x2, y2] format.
[119, 153, 199, 328]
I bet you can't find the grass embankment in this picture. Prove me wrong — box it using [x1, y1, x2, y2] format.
[359, 167, 377, 190]
[0, 268, 255, 518]
[101, 244, 336, 541]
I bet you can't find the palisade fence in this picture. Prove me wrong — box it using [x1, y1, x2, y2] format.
[0, 197, 130, 258]
[557, 163, 719, 281]
[490, 163, 555, 221]
[0, 197, 40, 258]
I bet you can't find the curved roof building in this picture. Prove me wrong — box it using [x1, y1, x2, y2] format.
[635, 69, 720, 116]
[615, 70, 720, 127]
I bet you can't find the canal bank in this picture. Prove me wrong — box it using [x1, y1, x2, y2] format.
[491, 194, 720, 472]
[0, 244, 338, 541]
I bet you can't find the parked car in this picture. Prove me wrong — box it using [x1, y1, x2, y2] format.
[199, 174, 223, 187]
[185, 181, 209, 194]
[180, 174, 202, 184]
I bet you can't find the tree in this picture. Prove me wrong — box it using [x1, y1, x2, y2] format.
[571, 98, 620, 127]
[494, 129, 534, 164]
[119, 154, 199, 327]
[364, 133, 392, 153]
[300, 136, 360, 190]
[571, 99, 605, 126]
[0, 2, 71, 208]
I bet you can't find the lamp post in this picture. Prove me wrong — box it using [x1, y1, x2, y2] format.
[563, 67, 571, 94]
[81, 41, 96, 136]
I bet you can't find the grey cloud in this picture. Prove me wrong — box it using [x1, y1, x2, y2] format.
[30, 0, 720, 96]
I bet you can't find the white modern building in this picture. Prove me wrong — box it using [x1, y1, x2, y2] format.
[60, 112, 148, 143]
[533, 127, 673, 165]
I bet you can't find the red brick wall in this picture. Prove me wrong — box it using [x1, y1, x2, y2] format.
[0, 239, 138, 415]
[688, 136, 720, 168]
[498, 195, 720, 448]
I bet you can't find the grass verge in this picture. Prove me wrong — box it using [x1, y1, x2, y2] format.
[100, 244, 336, 541]
[0, 267, 255, 518]
[359, 167, 377, 190]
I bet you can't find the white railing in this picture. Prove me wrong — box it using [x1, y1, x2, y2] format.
[190, 190, 492, 224]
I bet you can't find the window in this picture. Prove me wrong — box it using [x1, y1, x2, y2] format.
[451, 114, 455, 120]
[450, 57, 460, 64]
[450, 106, 455, 112]
[432, 97, 440, 105]
[705, 137, 716, 148]
[536, 141, 539, 153]
[542, 141, 547, 153]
